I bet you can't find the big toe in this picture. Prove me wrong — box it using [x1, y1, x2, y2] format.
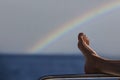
[78, 32, 84, 40]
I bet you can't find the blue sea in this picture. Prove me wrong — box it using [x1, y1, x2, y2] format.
[0, 54, 85, 80]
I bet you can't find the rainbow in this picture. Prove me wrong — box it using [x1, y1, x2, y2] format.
[28, 1, 120, 53]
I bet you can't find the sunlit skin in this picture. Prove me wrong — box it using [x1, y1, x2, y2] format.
[78, 33, 120, 76]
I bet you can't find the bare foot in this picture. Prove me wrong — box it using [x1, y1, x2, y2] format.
[78, 33, 98, 73]
[78, 33, 102, 74]
[78, 33, 120, 76]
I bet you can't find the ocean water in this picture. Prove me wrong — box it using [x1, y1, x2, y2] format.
[0, 54, 85, 80]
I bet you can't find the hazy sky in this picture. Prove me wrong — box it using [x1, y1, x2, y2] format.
[0, 0, 120, 57]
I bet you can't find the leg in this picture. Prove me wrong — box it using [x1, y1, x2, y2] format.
[78, 33, 120, 76]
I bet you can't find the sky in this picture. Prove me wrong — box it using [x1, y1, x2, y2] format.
[0, 0, 120, 57]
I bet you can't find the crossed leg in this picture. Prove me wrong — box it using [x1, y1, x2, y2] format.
[78, 33, 120, 76]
